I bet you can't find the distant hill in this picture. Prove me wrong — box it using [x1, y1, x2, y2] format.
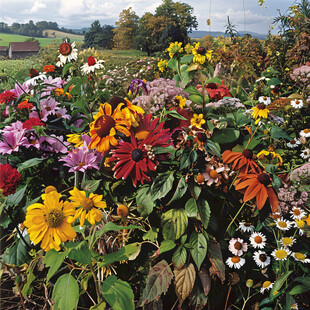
[189, 30, 267, 40]
[43, 29, 84, 41]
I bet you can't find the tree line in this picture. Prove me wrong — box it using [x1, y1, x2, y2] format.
[84, 0, 197, 54]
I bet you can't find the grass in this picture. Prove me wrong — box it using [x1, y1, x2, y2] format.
[42, 29, 84, 41]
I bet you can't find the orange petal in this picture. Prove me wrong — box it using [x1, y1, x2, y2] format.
[267, 187, 278, 213]
[243, 182, 262, 202]
[256, 185, 268, 210]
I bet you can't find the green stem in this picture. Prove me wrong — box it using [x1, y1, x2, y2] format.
[90, 264, 102, 303]
[74, 171, 79, 189]
[226, 202, 246, 233]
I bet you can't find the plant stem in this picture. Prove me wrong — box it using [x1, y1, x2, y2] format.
[90, 264, 102, 304]
[226, 202, 246, 233]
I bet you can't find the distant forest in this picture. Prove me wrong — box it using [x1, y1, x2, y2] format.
[0, 20, 84, 37]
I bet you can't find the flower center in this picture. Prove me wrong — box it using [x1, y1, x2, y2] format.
[94, 115, 115, 138]
[231, 256, 240, 263]
[87, 56, 97, 66]
[257, 173, 271, 186]
[46, 209, 65, 228]
[59, 42, 72, 55]
[29, 68, 39, 78]
[278, 221, 287, 228]
[259, 254, 267, 262]
[209, 170, 219, 179]
[296, 220, 305, 229]
[275, 249, 287, 259]
[295, 253, 305, 261]
[131, 148, 143, 162]
[304, 129, 310, 134]
[244, 222, 252, 227]
[206, 82, 217, 89]
[117, 204, 129, 217]
[293, 209, 301, 215]
[257, 103, 267, 110]
[234, 241, 242, 250]
[242, 149, 253, 159]
[78, 162, 85, 168]
[81, 198, 94, 210]
[263, 97, 267, 101]
[254, 236, 263, 244]
[197, 46, 206, 55]
[262, 281, 271, 288]
[135, 130, 149, 141]
[196, 174, 205, 183]
[290, 139, 296, 144]
[282, 238, 292, 245]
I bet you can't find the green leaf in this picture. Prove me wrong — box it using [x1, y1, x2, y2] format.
[90, 302, 107, 310]
[294, 276, 310, 287]
[136, 185, 154, 217]
[172, 246, 187, 269]
[185, 198, 198, 218]
[22, 266, 35, 297]
[258, 297, 273, 308]
[164, 109, 187, 120]
[168, 58, 178, 71]
[138, 260, 173, 307]
[81, 179, 101, 193]
[52, 274, 79, 310]
[162, 208, 188, 241]
[6, 185, 27, 206]
[283, 293, 295, 310]
[289, 284, 310, 295]
[143, 228, 158, 242]
[188, 180, 201, 200]
[99, 243, 141, 267]
[101, 275, 134, 310]
[159, 240, 176, 254]
[183, 86, 201, 96]
[270, 126, 291, 141]
[62, 62, 73, 77]
[67, 242, 92, 265]
[270, 271, 293, 297]
[180, 148, 197, 170]
[189, 94, 203, 105]
[186, 63, 199, 72]
[167, 177, 188, 205]
[189, 231, 207, 270]
[180, 55, 194, 64]
[17, 158, 44, 172]
[44, 249, 70, 283]
[212, 128, 240, 144]
[208, 240, 225, 283]
[151, 171, 174, 201]
[197, 198, 211, 229]
[206, 140, 221, 157]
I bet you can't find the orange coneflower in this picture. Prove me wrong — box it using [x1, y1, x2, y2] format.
[234, 172, 278, 213]
[222, 149, 261, 174]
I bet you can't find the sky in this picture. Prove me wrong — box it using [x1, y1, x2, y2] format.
[0, 0, 297, 34]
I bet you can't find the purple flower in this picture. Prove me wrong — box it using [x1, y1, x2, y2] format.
[0, 122, 27, 154]
[10, 82, 30, 98]
[128, 79, 148, 96]
[39, 135, 69, 154]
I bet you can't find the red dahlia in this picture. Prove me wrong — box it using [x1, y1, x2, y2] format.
[0, 164, 21, 196]
[0, 90, 17, 104]
[23, 117, 45, 130]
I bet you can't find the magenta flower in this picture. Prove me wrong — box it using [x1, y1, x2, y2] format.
[39, 135, 69, 154]
[0, 124, 27, 154]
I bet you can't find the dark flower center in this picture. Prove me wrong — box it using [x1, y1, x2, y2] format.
[290, 139, 296, 144]
[244, 222, 251, 227]
[81, 198, 94, 210]
[242, 149, 253, 159]
[259, 254, 267, 262]
[59, 42, 72, 56]
[197, 46, 206, 55]
[257, 103, 267, 110]
[131, 148, 143, 162]
[46, 209, 65, 228]
[29, 68, 39, 78]
[234, 241, 242, 250]
[197, 132, 207, 142]
[206, 82, 218, 89]
[108, 96, 126, 110]
[257, 173, 271, 186]
[94, 115, 115, 138]
[87, 56, 97, 66]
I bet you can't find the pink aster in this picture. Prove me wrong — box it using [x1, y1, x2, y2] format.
[228, 238, 248, 256]
[0, 128, 27, 154]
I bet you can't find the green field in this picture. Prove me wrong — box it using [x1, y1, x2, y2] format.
[43, 29, 84, 41]
[0, 32, 83, 48]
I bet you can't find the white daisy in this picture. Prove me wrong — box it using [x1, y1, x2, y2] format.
[300, 148, 310, 159]
[228, 238, 248, 256]
[81, 56, 105, 75]
[280, 237, 296, 247]
[287, 138, 301, 148]
[290, 207, 306, 220]
[238, 222, 255, 233]
[275, 218, 292, 231]
[294, 220, 306, 236]
[253, 250, 271, 268]
[291, 303, 298, 309]
[56, 41, 78, 67]
[271, 247, 291, 261]
[291, 99, 303, 109]
[291, 252, 310, 263]
[255, 77, 266, 82]
[260, 281, 273, 293]
[226, 256, 245, 269]
[249, 232, 267, 249]
[258, 96, 271, 106]
[300, 129, 310, 138]
[25, 73, 46, 87]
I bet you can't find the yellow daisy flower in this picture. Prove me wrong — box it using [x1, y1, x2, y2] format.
[175, 95, 187, 109]
[251, 103, 269, 124]
[67, 133, 86, 148]
[184, 43, 194, 54]
[192, 43, 212, 65]
[157, 59, 168, 72]
[257, 150, 283, 166]
[88, 102, 131, 153]
[167, 42, 183, 58]
[24, 191, 76, 252]
[191, 114, 206, 128]
[68, 187, 107, 227]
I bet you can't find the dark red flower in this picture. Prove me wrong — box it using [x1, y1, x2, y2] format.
[23, 117, 45, 130]
[0, 90, 17, 104]
[59, 42, 72, 55]
[29, 68, 39, 78]
[87, 56, 97, 66]
[0, 164, 21, 196]
[197, 81, 231, 101]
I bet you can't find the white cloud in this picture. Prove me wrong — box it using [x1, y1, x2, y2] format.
[24, 1, 46, 14]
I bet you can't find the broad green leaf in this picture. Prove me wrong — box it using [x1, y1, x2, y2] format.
[212, 128, 240, 144]
[17, 158, 44, 172]
[172, 246, 187, 269]
[168, 58, 178, 71]
[289, 284, 310, 295]
[136, 185, 154, 217]
[7, 185, 27, 206]
[270, 271, 293, 297]
[180, 148, 197, 170]
[270, 126, 291, 141]
[183, 86, 201, 96]
[180, 55, 194, 64]
[189, 94, 203, 105]
[189, 286, 209, 310]
[258, 297, 273, 308]
[206, 140, 221, 157]
[22, 267, 35, 297]
[52, 274, 79, 310]
[138, 260, 173, 307]
[90, 302, 107, 310]
[208, 240, 225, 283]
[159, 240, 176, 254]
[101, 275, 134, 310]
[294, 276, 310, 287]
[189, 231, 207, 270]
[283, 293, 295, 310]
[162, 208, 188, 241]
[62, 62, 73, 77]
[143, 228, 158, 242]
[164, 109, 187, 120]
[44, 249, 70, 283]
[167, 177, 188, 205]
[151, 172, 174, 201]
[185, 198, 198, 218]
[81, 179, 101, 193]
[197, 199, 211, 229]
[67, 242, 92, 265]
[188, 180, 201, 200]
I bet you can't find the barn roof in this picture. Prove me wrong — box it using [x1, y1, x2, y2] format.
[0, 46, 7, 51]
[9, 41, 39, 52]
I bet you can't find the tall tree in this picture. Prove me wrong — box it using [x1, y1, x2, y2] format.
[113, 7, 139, 50]
[84, 21, 114, 49]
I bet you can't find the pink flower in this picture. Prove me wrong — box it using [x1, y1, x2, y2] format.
[228, 238, 248, 256]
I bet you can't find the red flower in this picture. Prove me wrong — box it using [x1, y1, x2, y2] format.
[110, 118, 171, 186]
[43, 65, 55, 73]
[0, 164, 21, 196]
[29, 68, 39, 78]
[0, 90, 17, 104]
[87, 56, 96, 66]
[18, 100, 33, 110]
[197, 81, 231, 101]
[23, 117, 45, 130]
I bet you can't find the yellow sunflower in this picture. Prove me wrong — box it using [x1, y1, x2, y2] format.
[192, 43, 212, 65]
[67, 133, 87, 148]
[158, 59, 168, 72]
[191, 113, 206, 128]
[257, 150, 283, 166]
[251, 103, 269, 124]
[167, 42, 183, 58]
[24, 191, 76, 252]
[68, 187, 106, 227]
[88, 102, 131, 153]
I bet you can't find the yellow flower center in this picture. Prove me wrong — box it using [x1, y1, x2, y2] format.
[94, 115, 115, 138]
[278, 221, 287, 228]
[117, 204, 129, 217]
[304, 129, 310, 134]
[196, 174, 205, 183]
[81, 198, 94, 210]
[262, 281, 271, 288]
[254, 236, 263, 244]
[294, 252, 305, 261]
[231, 256, 240, 263]
[296, 220, 305, 229]
[209, 170, 219, 179]
[46, 209, 65, 228]
[282, 238, 293, 245]
[135, 130, 149, 141]
[234, 241, 242, 250]
[78, 162, 85, 168]
[275, 249, 288, 260]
